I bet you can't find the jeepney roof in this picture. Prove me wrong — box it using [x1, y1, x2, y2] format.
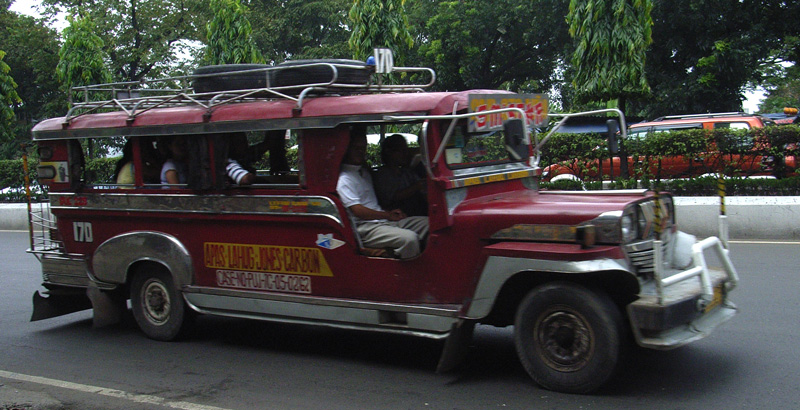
[31, 90, 508, 141]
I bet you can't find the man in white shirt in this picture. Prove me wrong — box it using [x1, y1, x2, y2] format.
[337, 127, 428, 259]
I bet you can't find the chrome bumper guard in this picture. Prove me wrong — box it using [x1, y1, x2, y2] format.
[628, 233, 739, 350]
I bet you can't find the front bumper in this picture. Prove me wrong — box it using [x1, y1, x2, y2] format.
[628, 268, 736, 349]
[625, 232, 739, 350]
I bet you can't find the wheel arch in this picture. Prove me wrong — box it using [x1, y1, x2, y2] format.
[480, 269, 639, 327]
[467, 255, 639, 327]
[92, 231, 193, 289]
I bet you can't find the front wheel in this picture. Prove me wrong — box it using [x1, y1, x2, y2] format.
[514, 282, 624, 394]
[130, 266, 192, 341]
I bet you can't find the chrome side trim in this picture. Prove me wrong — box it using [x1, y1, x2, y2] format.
[182, 286, 460, 339]
[92, 231, 193, 288]
[48, 192, 343, 225]
[40, 254, 95, 288]
[466, 256, 632, 318]
[183, 285, 461, 316]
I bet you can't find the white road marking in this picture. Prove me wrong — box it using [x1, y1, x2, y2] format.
[0, 369, 235, 410]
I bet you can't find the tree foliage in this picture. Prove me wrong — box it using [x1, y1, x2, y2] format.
[757, 35, 800, 114]
[0, 50, 22, 144]
[204, 0, 264, 65]
[629, 0, 799, 118]
[348, 0, 414, 61]
[567, 0, 653, 106]
[0, 5, 65, 159]
[408, 0, 570, 92]
[42, 0, 204, 82]
[248, 0, 351, 63]
[758, 62, 800, 114]
[56, 15, 112, 103]
[12, 0, 800, 125]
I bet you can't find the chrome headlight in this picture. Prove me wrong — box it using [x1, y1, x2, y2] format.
[621, 209, 639, 243]
[590, 210, 626, 244]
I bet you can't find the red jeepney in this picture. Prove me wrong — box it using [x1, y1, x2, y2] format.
[27, 58, 739, 393]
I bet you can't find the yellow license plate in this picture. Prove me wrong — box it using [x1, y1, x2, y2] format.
[704, 285, 724, 313]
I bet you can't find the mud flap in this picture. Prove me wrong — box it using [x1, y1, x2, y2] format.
[436, 320, 475, 373]
[31, 288, 92, 322]
[86, 282, 126, 328]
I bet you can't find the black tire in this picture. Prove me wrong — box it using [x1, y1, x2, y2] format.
[192, 64, 271, 94]
[130, 266, 192, 341]
[514, 282, 624, 394]
[272, 59, 371, 90]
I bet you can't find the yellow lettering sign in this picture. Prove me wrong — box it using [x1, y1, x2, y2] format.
[204, 243, 333, 277]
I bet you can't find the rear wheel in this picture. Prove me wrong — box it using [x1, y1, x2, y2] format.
[130, 266, 191, 341]
[514, 282, 623, 394]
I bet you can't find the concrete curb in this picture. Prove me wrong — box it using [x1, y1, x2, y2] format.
[3, 198, 800, 239]
[0, 203, 40, 231]
[674, 196, 800, 240]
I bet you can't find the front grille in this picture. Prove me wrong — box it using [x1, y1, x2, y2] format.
[626, 241, 655, 274]
[624, 231, 672, 276]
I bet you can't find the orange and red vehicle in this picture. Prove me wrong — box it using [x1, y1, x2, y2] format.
[27, 56, 738, 393]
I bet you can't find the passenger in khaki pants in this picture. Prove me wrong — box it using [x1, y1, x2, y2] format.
[336, 126, 429, 259]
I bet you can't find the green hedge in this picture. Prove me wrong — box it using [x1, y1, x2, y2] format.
[0, 159, 32, 189]
[541, 125, 800, 180]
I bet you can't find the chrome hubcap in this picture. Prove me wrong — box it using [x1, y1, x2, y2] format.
[535, 308, 594, 372]
[142, 279, 170, 325]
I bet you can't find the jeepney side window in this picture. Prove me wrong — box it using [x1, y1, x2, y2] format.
[213, 130, 300, 188]
[73, 136, 147, 189]
[112, 137, 164, 188]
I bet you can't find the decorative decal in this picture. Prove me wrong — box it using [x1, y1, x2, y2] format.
[315, 234, 345, 250]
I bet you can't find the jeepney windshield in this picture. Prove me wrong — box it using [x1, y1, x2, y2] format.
[441, 119, 526, 169]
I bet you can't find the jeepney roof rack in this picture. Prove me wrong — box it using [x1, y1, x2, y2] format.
[62, 61, 437, 126]
[653, 112, 752, 121]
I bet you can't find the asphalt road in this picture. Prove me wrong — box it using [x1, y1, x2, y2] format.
[1, 230, 799, 409]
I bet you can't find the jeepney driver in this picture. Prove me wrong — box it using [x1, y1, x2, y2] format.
[336, 126, 429, 259]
